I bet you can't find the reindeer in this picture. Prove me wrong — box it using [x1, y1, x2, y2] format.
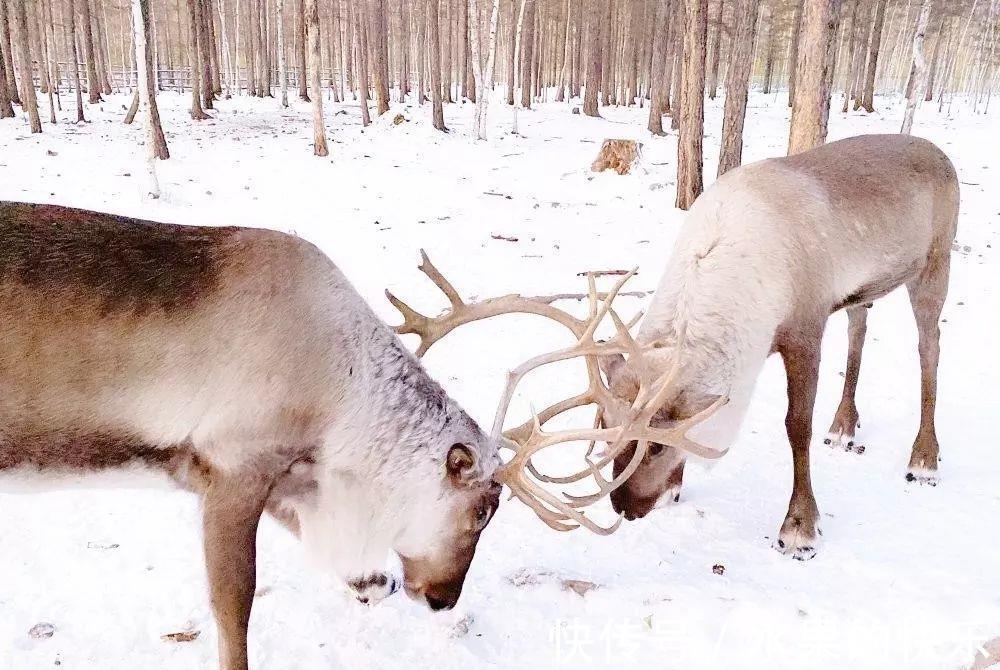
[0, 201, 504, 670]
[388, 134, 959, 560]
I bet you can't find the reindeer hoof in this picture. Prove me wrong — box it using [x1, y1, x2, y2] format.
[824, 428, 864, 454]
[773, 518, 821, 560]
[905, 467, 940, 486]
[348, 572, 400, 606]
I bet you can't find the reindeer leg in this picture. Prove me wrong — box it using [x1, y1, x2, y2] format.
[774, 327, 823, 560]
[203, 471, 273, 670]
[824, 304, 869, 454]
[905, 249, 949, 485]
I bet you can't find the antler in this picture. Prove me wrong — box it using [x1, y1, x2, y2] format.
[387, 252, 729, 535]
[491, 277, 729, 534]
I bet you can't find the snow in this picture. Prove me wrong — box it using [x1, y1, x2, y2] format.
[1, 90, 998, 670]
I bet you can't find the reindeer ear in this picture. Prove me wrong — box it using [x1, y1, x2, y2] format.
[446, 444, 478, 485]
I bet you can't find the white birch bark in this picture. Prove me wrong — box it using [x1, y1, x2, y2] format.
[131, 0, 160, 198]
[900, 0, 932, 133]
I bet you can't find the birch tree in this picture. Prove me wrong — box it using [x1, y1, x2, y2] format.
[131, 0, 167, 197]
[900, 0, 934, 133]
[469, 0, 500, 139]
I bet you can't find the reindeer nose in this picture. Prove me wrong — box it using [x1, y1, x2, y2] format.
[425, 593, 455, 612]
[611, 488, 654, 521]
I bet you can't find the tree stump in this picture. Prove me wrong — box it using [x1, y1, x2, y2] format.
[591, 139, 643, 175]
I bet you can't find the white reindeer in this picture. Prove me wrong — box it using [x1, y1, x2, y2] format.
[0, 201, 503, 670]
[391, 134, 959, 559]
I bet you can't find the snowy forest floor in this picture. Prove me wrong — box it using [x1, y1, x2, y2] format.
[0, 90, 998, 670]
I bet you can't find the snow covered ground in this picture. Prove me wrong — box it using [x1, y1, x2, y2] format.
[0, 89, 998, 670]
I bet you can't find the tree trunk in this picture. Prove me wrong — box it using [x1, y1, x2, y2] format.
[195, 0, 214, 107]
[350, 0, 371, 124]
[647, 0, 671, 135]
[186, 0, 210, 117]
[470, 0, 500, 138]
[277, 0, 287, 105]
[669, 0, 683, 128]
[900, 0, 932, 133]
[859, 0, 887, 112]
[79, 0, 103, 102]
[442, 0, 452, 101]
[505, 0, 515, 104]
[555, 0, 572, 101]
[0, 31, 12, 117]
[717, 0, 759, 175]
[675, 0, 706, 210]
[66, 0, 85, 121]
[924, 9, 945, 102]
[131, 0, 169, 159]
[0, 0, 19, 104]
[296, 0, 308, 99]
[582, 0, 600, 115]
[370, 0, 389, 114]
[518, 0, 535, 108]
[761, 3, 774, 93]
[706, 0, 723, 99]
[11, 0, 40, 131]
[307, 0, 326, 154]
[787, 0, 804, 106]
[427, 0, 446, 129]
[787, 0, 842, 154]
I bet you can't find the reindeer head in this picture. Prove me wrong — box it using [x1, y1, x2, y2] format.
[387, 252, 728, 536]
[599, 351, 725, 520]
[391, 415, 502, 611]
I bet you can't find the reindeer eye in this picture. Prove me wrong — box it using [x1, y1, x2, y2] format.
[474, 505, 492, 528]
[648, 444, 665, 457]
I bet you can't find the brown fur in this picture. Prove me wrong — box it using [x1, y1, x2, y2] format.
[0, 202, 238, 315]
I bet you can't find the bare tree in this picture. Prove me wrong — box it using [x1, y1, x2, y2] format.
[307, 0, 327, 154]
[675, 0, 707, 210]
[352, 0, 372, 125]
[66, 0, 86, 122]
[186, 0, 210, 117]
[901, 0, 934, 133]
[79, 0, 103, 103]
[297, 0, 308, 99]
[0, 17, 13, 117]
[787, 0, 804, 107]
[518, 0, 536, 108]
[582, 0, 600, 116]
[859, 0, 887, 112]
[648, 0, 671, 135]
[131, 0, 168, 197]
[718, 0, 760, 175]
[706, 0, 724, 98]
[277, 0, 288, 106]
[788, 0, 842, 154]
[0, 0, 19, 105]
[11, 0, 41, 131]
[469, 0, 500, 138]
[428, 0, 446, 129]
[370, 0, 389, 114]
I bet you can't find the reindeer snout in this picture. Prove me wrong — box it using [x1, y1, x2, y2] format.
[610, 487, 655, 521]
[405, 580, 461, 612]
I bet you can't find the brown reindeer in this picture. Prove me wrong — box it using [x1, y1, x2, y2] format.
[0, 202, 503, 670]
